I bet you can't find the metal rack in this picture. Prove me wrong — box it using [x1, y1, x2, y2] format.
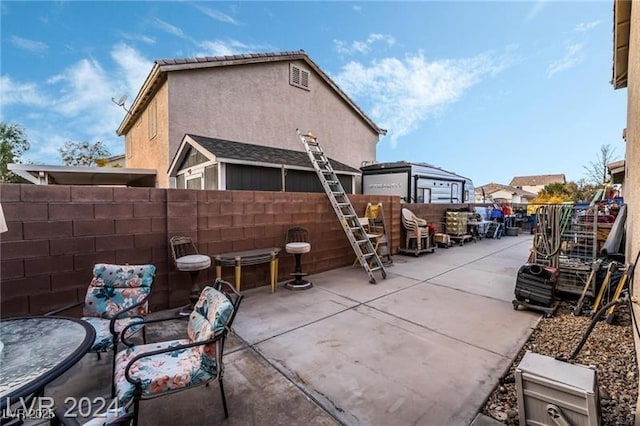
[533, 205, 598, 296]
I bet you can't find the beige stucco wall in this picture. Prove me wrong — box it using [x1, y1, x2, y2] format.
[165, 60, 378, 188]
[126, 81, 170, 187]
[627, 2, 639, 288]
[491, 189, 515, 202]
[521, 184, 544, 195]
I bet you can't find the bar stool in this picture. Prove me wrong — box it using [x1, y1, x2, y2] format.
[169, 236, 211, 315]
[285, 227, 312, 290]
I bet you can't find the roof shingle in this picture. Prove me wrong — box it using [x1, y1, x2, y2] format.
[187, 134, 360, 173]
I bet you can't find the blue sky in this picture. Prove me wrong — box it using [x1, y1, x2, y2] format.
[0, 1, 628, 187]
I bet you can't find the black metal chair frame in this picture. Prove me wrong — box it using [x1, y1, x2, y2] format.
[46, 285, 152, 399]
[118, 279, 243, 426]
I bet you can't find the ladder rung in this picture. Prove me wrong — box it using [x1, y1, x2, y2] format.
[369, 266, 383, 272]
[363, 253, 375, 258]
[306, 141, 319, 146]
[355, 240, 369, 244]
[337, 203, 350, 207]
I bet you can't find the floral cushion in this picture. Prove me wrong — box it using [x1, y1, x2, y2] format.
[83, 264, 156, 319]
[82, 316, 144, 352]
[114, 286, 234, 407]
[187, 286, 234, 375]
[114, 339, 217, 407]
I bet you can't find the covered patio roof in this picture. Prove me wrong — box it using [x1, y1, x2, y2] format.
[8, 164, 157, 187]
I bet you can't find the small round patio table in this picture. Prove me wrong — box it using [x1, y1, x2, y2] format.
[0, 316, 95, 409]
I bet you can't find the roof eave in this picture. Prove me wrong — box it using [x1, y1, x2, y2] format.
[612, 0, 631, 89]
[117, 63, 162, 135]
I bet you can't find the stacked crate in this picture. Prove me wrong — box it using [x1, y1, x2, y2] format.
[445, 211, 468, 236]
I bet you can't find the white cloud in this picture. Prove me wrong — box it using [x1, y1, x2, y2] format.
[110, 43, 153, 98]
[193, 4, 239, 25]
[334, 33, 395, 55]
[47, 58, 113, 116]
[152, 17, 186, 39]
[353, 5, 362, 13]
[0, 75, 49, 107]
[195, 39, 274, 57]
[575, 20, 601, 32]
[526, 0, 548, 22]
[547, 43, 584, 77]
[119, 32, 156, 45]
[334, 51, 510, 147]
[11, 35, 48, 53]
[1, 45, 153, 163]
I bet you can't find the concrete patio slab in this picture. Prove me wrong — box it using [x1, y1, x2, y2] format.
[368, 283, 540, 356]
[427, 267, 519, 302]
[255, 305, 509, 426]
[46, 341, 336, 426]
[38, 233, 540, 426]
[311, 266, 421, 303]
[233, 285, 358, 345]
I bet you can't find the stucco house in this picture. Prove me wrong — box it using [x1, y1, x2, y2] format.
[475, 183, 536, 204]
[612, 0, 637, 272]
[116, 50, 385, 189]
[509, 174, 566, 195]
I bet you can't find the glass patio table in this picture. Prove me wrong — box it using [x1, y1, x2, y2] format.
[0, 316, 95, 409]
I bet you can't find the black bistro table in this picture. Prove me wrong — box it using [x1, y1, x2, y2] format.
[0, 316, 95, 410]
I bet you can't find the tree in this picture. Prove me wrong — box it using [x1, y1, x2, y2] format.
[59, 141, 111, 166]
[0, 122, 31, 183]
[583, 144, 617, 185]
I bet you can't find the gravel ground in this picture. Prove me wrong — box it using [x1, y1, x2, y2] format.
[481, 300, 638, 425]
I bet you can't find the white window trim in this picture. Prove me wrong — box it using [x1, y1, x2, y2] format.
[185, 173, 204, 190]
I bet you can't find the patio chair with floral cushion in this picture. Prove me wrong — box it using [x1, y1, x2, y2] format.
[113, 279, 242, 425]
[46, 263, 156, 397]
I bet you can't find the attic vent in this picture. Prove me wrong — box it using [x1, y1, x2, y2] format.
[290, 63, 310, 91]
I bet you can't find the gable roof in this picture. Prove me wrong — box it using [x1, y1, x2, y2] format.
[168, 134, 360, 176]
[117, 50, 385, 137]
[509, 174, 566, 187]
[476, 183, 537, 199]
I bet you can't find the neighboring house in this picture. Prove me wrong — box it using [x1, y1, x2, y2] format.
[100, 154, 126, 168]
[607, 159, 625, 187]
[612, 0, 637, 264]
[509, 174, 566, 195]
[475, 183, 536, 204]
[168, 134, 360, 193]
[116, 50, 385, 189]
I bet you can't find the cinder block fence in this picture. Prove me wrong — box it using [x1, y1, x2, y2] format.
[1, 184, 409, 317]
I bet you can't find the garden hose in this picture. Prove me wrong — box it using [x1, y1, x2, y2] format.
[533, 205, 571, 268]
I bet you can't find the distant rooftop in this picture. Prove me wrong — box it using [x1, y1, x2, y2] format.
[477, 182, 537, 198]
[509, 174, 566, 187]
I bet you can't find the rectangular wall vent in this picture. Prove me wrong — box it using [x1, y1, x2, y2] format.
[290, 63, 310, 91]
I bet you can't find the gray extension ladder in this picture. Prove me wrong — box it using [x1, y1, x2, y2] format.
[297, 129, 387, 284]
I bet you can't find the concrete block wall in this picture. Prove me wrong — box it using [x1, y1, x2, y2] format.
[0, 185, 169, 317]
[0, 184, 400, 317]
